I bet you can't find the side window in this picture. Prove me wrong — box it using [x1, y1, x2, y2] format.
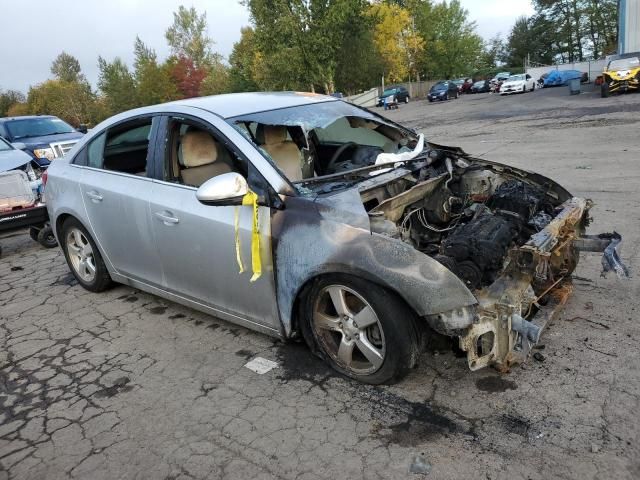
[102, 118, 154, 175]
[163, 118, 245, 188]
[87, 132, 106, 168]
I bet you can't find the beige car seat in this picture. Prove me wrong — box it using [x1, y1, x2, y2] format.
[256, 125, 303, 181]
[178, 130, 232, 187]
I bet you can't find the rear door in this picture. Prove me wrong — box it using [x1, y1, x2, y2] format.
[78, 115, 164, 285]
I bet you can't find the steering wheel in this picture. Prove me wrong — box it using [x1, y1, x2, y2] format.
[326, 142, 358, 173]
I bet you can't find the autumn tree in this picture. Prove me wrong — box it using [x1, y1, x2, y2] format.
[368, 2, 424, 83]
[0, 89, 26, 117]
[26, 80, 97, 126]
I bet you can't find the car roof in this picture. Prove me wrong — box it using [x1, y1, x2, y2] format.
[0, 115, 57, 123]
[166, 92, 338, 119]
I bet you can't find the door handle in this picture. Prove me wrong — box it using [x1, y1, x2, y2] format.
[154, 211, 179, 225]
[86, 190, 103, 202]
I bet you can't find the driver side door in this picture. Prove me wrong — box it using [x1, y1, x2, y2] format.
[147, 113, 280, 333]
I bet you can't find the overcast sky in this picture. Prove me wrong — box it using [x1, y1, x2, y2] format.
[0, 0, 534, 93]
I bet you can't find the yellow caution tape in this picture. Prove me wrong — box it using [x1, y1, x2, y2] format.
[234, 190, 262, 282]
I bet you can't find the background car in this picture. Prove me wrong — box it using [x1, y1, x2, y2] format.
[471, 79, 491, 93]
[0, 115, 85, 167]
[376, 86, 410, 106]
[0, 137, 56, 254]
[500, 73, 536, 94]
[601, 54, 640, 97]
[427, 81, 459, 101]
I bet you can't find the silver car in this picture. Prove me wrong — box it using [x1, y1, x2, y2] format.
[46, 92, 626, 384]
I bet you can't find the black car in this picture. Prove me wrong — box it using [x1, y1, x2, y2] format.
[471, 80, 491, 93]
[0, 115, 85, 168]
[427, 81, 459, 102]
[376, 86, 410, 107]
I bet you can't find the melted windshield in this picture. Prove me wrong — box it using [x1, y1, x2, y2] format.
[228, 100, 420, 193]
[5, 117, 75, 140]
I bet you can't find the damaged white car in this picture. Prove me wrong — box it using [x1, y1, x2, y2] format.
[45, 93, 627, 384]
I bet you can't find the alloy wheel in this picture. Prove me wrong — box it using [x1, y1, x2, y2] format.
[312, 285, 386, 375]
[66, 228, 97, 282]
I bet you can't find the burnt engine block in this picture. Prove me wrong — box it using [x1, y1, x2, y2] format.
[439, 213, 517, 289]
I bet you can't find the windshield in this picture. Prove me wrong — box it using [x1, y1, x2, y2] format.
[508, 74, 525, 81]
[431, 83, 447, 91]
[5, 117, 75, 140]
[608, 57, 640, 71]
[228, 100, 420, 193]
[382, 88, 397, 96]
[474, 81, 485, 87]
[0, 137, 13, 151]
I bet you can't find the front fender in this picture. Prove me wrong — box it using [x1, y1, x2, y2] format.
[272, 194, 477, 337]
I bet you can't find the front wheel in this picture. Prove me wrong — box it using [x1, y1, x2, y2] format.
[61, 218, 113, 292]
[601, 83, 610, 98]
[404, 96, 409, 103]
[300, 275, 419, 384]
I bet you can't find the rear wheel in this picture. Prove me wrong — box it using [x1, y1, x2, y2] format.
[300, 274, 419, 384]
[29, 227, 39, 242]
[61, 218, 112, 292]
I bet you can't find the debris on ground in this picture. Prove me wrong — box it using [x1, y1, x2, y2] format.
[533, 352, 546, 362]
[409, 454, 432, 475]
[244, 357, 279, 374]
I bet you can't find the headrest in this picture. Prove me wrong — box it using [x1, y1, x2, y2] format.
[179, 130, 218, 168]
[257, 125, 288, 146]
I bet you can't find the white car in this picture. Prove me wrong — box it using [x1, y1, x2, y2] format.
[500, 74, 536, 95]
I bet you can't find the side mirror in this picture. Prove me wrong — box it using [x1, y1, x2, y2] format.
[196, 172, 249, 206]
[11, 142, 26, 150]
[77, 124, 88, 134]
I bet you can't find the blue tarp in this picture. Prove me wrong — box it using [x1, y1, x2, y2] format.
[543, 70, 582, 87]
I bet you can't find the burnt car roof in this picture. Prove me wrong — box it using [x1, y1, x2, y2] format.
[169, 92, 339, 119]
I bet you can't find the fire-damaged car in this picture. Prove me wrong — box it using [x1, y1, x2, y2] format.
[45, 93, 628, 384]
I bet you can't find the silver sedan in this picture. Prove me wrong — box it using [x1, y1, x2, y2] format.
[45, 92, 625, 383]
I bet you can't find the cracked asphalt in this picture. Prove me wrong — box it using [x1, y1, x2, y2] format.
[2, 85, 639, 479]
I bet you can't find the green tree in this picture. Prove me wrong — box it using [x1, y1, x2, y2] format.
[227, 27, 260, 92]
[165, 6, 220, 68]
[50, 51, 85, 83]
[414, 0, 484, 79]
[479, 35, 506, 70]
[133, 37, 178, 106]
[97, 56, 138, 115]
[245, 0, 374, 93]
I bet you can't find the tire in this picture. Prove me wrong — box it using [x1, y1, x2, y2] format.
[61, 217, 113, 292]
[444, 93, 448, 101]
[300, 274, 419, 384]
[404, 96, 409, 104]
[428, 98, 433, 103]
[522, 85, 526, 93]
[37, 225, 58, 248]
[601, 83, 610, 98]
[29, 227, 39, 242]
